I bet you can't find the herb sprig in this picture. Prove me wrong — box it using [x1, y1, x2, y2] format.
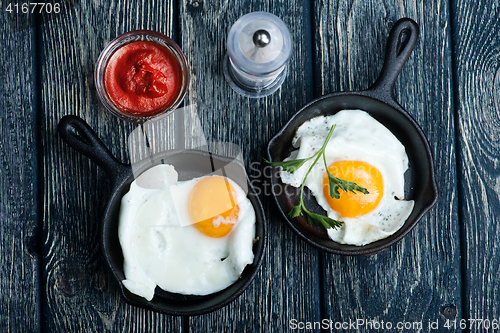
[266, 125, 369, 230]
[323, 153, 369, 199]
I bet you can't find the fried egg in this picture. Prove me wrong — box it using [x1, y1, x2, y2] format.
[118, 164, 255, 300]
[280, 110, 414, 246]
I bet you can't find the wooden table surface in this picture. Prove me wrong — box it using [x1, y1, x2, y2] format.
[1, 0, 499, 332]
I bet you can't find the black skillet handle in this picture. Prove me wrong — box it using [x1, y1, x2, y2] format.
[58, 115, 131, 187]
[368, 18, 419, 101]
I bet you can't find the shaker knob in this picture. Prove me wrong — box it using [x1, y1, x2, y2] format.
[253, 30, 271, 48]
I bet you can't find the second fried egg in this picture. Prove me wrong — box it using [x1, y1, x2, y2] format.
[280, 110, 414, 246]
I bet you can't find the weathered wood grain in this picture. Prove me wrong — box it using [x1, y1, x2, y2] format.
[38, 1, 182, 331]
[0, 17, 40, 333]
[181, 0, 323, 332]
[451, 0, 500, 325]
[313, 0, 462, 329]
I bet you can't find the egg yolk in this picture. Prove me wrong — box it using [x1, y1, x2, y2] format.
[323, 160, 384, 218]
[188, 176, 239, 238]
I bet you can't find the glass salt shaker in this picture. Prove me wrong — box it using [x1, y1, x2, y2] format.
[223, 12, 292, 98]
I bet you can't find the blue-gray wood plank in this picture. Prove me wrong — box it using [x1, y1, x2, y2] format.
[450, 0, 500, 327]
[0, 13, 41, 333]
[1, 0, 499, 332]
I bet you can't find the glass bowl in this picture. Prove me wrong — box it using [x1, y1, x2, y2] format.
[95, 30, 189, 123]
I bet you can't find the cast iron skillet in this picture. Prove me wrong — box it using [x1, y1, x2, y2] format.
[58, 115, 267, 315]
[266, 18, 438, 255]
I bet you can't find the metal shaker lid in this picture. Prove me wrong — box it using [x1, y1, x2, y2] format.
[226, 12, 292, 76]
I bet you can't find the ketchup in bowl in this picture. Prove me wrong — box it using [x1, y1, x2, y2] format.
[95, 31, 189, 122]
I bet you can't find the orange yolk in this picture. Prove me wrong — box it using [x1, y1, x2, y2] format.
[323, 160, 384, 218]
[188, 176, 239, 238]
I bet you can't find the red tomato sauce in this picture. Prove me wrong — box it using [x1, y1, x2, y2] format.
[104, 41, 182, 117]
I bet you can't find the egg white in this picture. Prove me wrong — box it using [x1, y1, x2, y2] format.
[118, 164, 255, 300]
[280, 110, 414, 246]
